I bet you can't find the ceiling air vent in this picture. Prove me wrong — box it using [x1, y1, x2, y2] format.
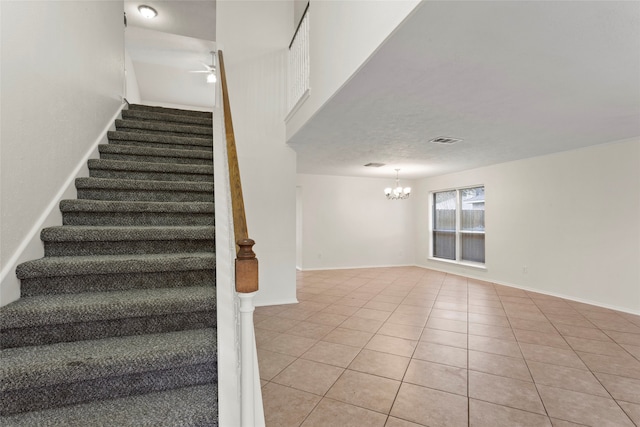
[430, 136, 463, 145]
[364, 162, 385, 167]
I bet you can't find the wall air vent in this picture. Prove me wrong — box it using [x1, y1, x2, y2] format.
[364, 162, 386, 167]
[430, 137, 463, 145]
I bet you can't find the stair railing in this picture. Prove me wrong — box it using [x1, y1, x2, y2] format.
[287, 2, 310, 115]
[217, 50, 262, 427]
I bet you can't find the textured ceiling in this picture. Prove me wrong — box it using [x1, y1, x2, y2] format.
[124, 0, 215, 41]
[288, 1, 640, 179]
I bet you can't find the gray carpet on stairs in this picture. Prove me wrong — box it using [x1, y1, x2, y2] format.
[0, 104, 218, 425]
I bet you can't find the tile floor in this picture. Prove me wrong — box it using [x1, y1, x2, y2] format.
[254, 267, 640, 426]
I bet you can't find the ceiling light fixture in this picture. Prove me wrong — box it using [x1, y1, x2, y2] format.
[384, 169, 411, 200]
[206, 73, 217, 84]
[138, 5, 158, 19]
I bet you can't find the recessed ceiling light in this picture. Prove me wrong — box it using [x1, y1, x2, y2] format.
[138, 5, 158, 19]
[364, 162, 385, 167]
[430, 136, 463, 145]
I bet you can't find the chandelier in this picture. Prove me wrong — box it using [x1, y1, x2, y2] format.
[384, 169, 411, 200]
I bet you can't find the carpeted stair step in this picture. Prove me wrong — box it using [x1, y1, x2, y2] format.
[107, 130, 212, 152]
[60, 200, 214, 226]
[98, 144, 213, 166]
[88, 159, 213, 182]
[1, 286, 215, 348]
[75, 177, 214, 203]
[128, 103, 213, 119]
[122, 109, 213, 128]
[0, 383, 217, 427]
[42, 225, 215, 256]
[116, 119, 212, 138]
[0, 329, 217, 416]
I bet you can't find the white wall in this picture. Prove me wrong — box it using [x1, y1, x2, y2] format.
[298, 174, 415, 270]
[125, 49, 141, 104]
[414, 138, 640, 314]
[0, 0, 124, 306]
[217, 1, 297, 307]
[286, 0, 421, 139]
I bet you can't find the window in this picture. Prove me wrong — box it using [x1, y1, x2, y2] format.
[432, 186, 485, 264]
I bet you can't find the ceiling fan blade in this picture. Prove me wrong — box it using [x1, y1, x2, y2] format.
[189, 70, 210, 73]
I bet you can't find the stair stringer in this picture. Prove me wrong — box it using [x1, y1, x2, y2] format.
[213, 92, 265, 427]
[0, 105, 125, 308]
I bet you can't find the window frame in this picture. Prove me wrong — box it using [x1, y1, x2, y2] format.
[429, 185, 486, 269]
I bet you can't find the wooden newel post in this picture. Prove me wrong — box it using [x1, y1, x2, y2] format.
[236, 238, 258, 293]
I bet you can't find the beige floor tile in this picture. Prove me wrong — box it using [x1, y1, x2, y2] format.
[576, 351, 640, 379]
[619, 401, 640, 425]
[304, 311, 349, 327]
[364, 300, 399, 312]
[430, 309, 467, 322]
[320, 303, 360, 316]
[322, 327, 373, 348]
[309, 294, 342, 304]
[277, 307, 316, 321]
[326, 369, 400, 413]
[255, 328, 281, 347]
[527, 360, 609, 396]
[301, 340, 361, 368]
[413, 342, 468, 368]
[256, 305, 289, 316]
[354, 307, 392, 321]
[336, 297, 369, 308]
[378, 322, 423, 340]
[468, 304, 506, 316]
[348, 349, 410, 380]
[420, 328, 467, 348]
[404, 359, 467, 396]
[555, 323, 613, 341]
[537, 384, 635, 427]
[565, 336, 629, 357]
[468, 312, 510, 327]
[594, 372, 640, 404]
[468, 335, 522, 358]
[589, 317, 640, 334]
[272, 358, 344, 396]
[257, 316, 300, 333]
[390, 383, 468, 427]
[340, 316, 384, 333]
[425, 317, 467, 334]
[262, 382, 321, 427]
[285, 321, 335, 340]
[469, 399, 552, 427]
[549, 419, 588, 427]
[469, 371, 546, 414]
[468, 350, 532, 381]
[519, 342, 587, 369]
[513, 328, 571, 349]
[547, 313, 594, 328]
[257, 349, 297, 380]
[468, 322, 515, 341]
[509, 317, 556, 333]
[395, 304, 432, 315]
[301, 397, 387, 427]
[386, 312, 429, 327]
[603, 330, 640, 346]
[433, 301, 467, 312]
[365, 334, 417, 357]
[621, 343, 640, 359]
[260, 333, 318, 358]
[384, 416, 425, 427]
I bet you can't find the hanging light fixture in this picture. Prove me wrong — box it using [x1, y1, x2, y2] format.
[384, 169, 411, 200]
[138, 5, 158, 19]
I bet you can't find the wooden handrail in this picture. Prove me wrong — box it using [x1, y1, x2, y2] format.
[218, 50, 259, 294]
[289, 1, 310, 49]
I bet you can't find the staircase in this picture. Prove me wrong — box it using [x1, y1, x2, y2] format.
[0, 104, 218, 426]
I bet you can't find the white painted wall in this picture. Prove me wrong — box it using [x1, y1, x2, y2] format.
[0, 0, 124, 306]
[217, 1, 297, 307]
[414, 138, 640, 314]
[297, 174, 415, 270]
[286, 0, 421, 139]
[125, 48, 141, 104]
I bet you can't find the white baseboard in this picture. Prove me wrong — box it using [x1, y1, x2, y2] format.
[0, 105, 125, 307]
[298, 263, 415, 272]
